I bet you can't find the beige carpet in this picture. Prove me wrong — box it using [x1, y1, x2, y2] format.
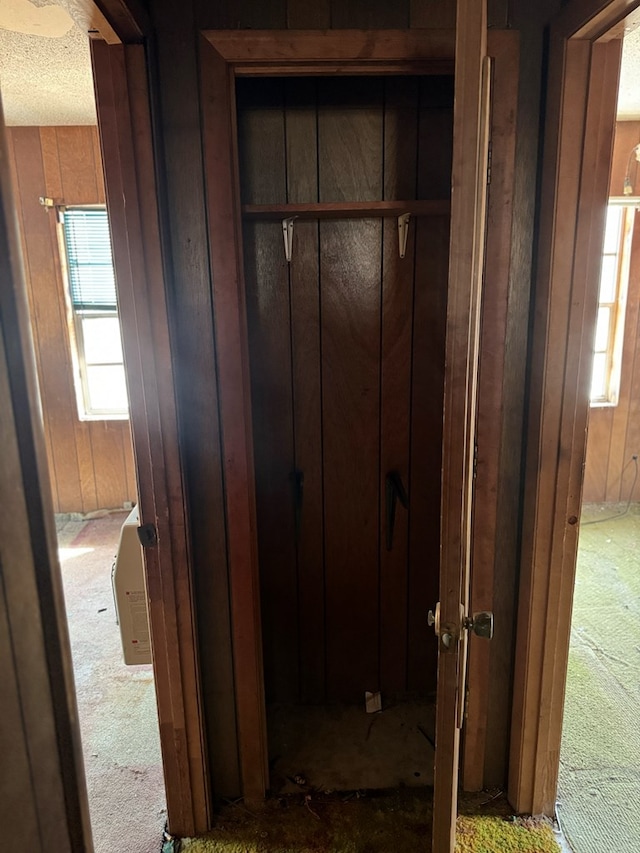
[57, 512, 166, 853]
[557, 503, 640, 853]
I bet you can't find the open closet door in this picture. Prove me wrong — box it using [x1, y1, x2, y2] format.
[432, 0, 491, 851]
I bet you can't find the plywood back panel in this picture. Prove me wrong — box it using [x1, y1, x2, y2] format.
[6, 126, 137, 514]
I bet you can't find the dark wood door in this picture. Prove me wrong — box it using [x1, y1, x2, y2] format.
[238, 76, 453, 706]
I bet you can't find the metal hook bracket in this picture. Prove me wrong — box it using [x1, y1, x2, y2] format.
[398, 212, 410, 259]
[282, 216, 296, 263]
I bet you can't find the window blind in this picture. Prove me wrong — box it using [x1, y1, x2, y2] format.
[63, 208, 117, 310]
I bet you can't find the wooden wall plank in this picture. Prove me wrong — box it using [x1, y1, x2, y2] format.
[40, 128, 102, 514]
[317, 78, 383, 701]
[330, 0, 409, 28]
[7, 125, 136, 514]
[10, 127, 84, 514]
[91, 421, 130, 509]
[196, 0, 286, 29]
[318, 77, 384, 203]
[608, 121, 640, 196]
[407, 216, 449, 694]
[379, 216, 413, 693]
[410, 0, 456, 28]
[379, 78, 418, 693]
[6, 131, 61, 513]
[243, 215, 299, 703]
[287, 0, 330, 28]
[584, 407, 613, 498]
[321, 218, 382, 700]
[55, 127, 102, 205]
[581, 123, 640, 504]
[285, 79, 326, 703]
[407, 77, 453, 693]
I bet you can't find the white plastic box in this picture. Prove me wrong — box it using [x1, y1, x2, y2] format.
[111, 506, 152, 665]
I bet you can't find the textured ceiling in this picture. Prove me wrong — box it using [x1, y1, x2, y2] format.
[0, 0, 639, 126]
[618, 25, 640, 119]
[0, 0, 96, 126]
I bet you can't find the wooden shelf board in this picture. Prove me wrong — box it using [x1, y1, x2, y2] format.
[241, 200, 451, 220]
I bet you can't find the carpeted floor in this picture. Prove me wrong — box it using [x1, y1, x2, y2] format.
[558, 502, 640, 853]
[178, 790, 560, 853]
[57, 512, 166, 853]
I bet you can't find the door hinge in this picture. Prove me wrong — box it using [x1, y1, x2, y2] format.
[486, 138, 493, 186]
[137, 523, 158, 548]
[473, 442, 479, 479]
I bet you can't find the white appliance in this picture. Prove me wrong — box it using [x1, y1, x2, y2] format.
[111, 506, 152, 665]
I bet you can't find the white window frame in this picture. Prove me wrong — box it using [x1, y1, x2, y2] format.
[58, 205, 129, 421]
[590, 199, 636, 407]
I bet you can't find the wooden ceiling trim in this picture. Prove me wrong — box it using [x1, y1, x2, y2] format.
[202, 28, 456, 67]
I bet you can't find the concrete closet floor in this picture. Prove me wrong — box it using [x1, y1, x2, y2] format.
[57, 512, 166, 853]
[268, 699, 436, 794]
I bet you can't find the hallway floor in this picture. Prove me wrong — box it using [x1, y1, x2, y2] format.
[57, 512, 166, 853]
[558, 502, 640, 853]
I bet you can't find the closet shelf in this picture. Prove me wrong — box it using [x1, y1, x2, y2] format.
[241, 200, 451, 220]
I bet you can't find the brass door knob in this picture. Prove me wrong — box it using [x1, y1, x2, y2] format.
[464, 611, 494, 640]
[427, 602, 440, 636]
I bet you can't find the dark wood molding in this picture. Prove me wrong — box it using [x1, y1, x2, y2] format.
[0, 101, 93, 852]
[91, 40, 210, 835]
[509, 4, 626, 814]
[93, 0, 149, 42]
[203, 28, 456, 63]
[198, 26, 457, 805]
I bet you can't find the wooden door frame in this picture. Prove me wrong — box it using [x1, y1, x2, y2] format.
[0, 99, 93, 852]
[90, 42, 210, 836]
[509, 0, 636, 817]
[199, 27, 458, 801]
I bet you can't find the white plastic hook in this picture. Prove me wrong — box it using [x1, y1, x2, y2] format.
[282, 216, 296, 263]
[398, 212, 410, 259]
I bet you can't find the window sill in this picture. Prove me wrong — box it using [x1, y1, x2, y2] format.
[589, 400, 618, 409]
[78, 413, 130, 422]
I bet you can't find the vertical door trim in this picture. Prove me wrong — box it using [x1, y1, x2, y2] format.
[91, 41, 210, 835]
[198, 29, 456, 801]
[0, 100, 93, 851]
[509, 0, 634, 816]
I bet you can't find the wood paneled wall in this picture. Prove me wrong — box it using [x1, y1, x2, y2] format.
[583, 121, 640, 504]
[6, 126, 137, 514]
[145, 0, 558, 801]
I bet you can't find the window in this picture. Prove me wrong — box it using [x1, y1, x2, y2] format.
[61, 207, 128, 419]
[590, 203, 635, 405]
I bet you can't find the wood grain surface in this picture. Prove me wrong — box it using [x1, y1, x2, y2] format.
[237, 75, 452, 706]
[583, 121, 640, 503]
[6, 126, 137, 514]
